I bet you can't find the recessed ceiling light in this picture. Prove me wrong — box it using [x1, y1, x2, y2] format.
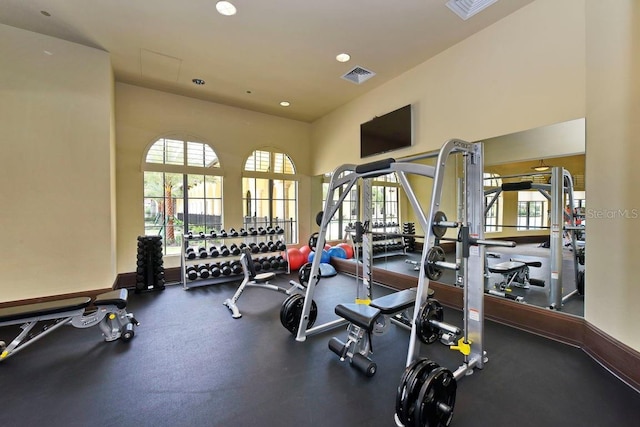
[216, 1, 237, 16]
[40, 10, 51, 17]
[280, 101, 290, 107]
[192, 78, 205, 85]
[336, 53, 351, 63]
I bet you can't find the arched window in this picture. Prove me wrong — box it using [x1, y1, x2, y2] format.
[143, 136, 223, 254]
[242, 149, 298, 243]
[322, 171, 359, 240]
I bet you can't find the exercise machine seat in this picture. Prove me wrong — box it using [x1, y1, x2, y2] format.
[370, 289, 417, 315]
[488, 261, 524, 274]
[94, 289, 128, 309]
[0, 297, 92, 323]
[335, 303, 381, 331]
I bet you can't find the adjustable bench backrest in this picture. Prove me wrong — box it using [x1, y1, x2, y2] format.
[241, 247, 257, 278]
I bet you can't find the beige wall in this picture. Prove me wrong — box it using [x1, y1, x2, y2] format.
[585, 0, 640, 350]
[0, 25, 115, 302]
[115, 84, 311, 272]
[310, 0, 585, 175]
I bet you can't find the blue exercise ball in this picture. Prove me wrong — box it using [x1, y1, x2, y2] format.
[327, 246, 347, 259]
[308, 250, 331, 264]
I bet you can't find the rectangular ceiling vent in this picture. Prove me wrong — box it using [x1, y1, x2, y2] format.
[341, 66, 376, 85]
[446, 0, 499, 20]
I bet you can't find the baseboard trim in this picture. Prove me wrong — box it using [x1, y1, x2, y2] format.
[332, 258, 639, 392]
[583, 323, 640, 392]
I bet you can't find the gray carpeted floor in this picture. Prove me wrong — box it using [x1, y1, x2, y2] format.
[1, 273, 637, 427]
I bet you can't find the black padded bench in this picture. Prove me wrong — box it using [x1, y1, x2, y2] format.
[329, 288, 427, 377]
[0, 290, 137, 362]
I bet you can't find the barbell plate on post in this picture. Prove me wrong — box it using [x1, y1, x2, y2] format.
[432, 211, 449, 239]
[425, 246, 446, 281]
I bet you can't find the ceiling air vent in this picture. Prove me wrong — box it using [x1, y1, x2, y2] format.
[446, 0, 499, 20]
[341, 66, 376, 85]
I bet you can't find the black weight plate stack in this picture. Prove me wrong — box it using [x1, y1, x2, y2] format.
[396, 358, 440, 427]
[414, 367, 457, 427]
[280, 294, 318, 335]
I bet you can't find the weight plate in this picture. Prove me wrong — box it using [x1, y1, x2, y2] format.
[425, 246, 446, 281]
[315, 211, 324, 227]
[432, 211, 448, 239]
[402, 359, 440, 427]
[280, 294, 318, 335]
[298, 262, 313, 286]
[417, 299, 444, 345]
[308, 232, 319, 251]
[414, 367, 457, 427]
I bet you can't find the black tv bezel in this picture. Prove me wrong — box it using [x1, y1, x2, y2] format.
[360, 104, 413, 158]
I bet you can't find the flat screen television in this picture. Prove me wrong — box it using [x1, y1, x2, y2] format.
[360, 105, 412, 158]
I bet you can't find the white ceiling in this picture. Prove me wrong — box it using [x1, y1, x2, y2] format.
[0, 0, 535, 122]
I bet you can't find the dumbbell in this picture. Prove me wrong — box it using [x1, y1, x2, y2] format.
[219, 245, 231, 256]
[185, 247, 196, 260]
[209, 246, 220, 257]
[249, 243, 260, 254]
[186, 231, 194, 239]
[253, 259, 262, 272]
[249, 227, 258, 236]
[186, 266, 198, 280]
[266, 226, 275, 234]
[274, 226, 284, 234]
[239, 243, 248, 251]
[266, 241, 276, 251]
[270, 257, 279, 269]
[261, 260, 271, 271]
[258, 242, 269, 253]
[229, 244, 241, 256]
[221, 262, 232, 276]
[229, 228, 239, 237]
[198, 264, 210, 279]
[258, 227, 267, 235]
[209, 230, 217, 238]
[279, 257, 288, 269]
[231, 261, 243, 275]
[199, 231, 206, 238]
[239, 228, 248, 236]
[198, 247, 208, 259]
[210, 263, 221, 277]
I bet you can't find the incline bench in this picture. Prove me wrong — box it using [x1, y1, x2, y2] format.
[0, 289, 139, 362]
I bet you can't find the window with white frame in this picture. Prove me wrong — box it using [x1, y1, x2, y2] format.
[322, 172, 359, 240]
[242, 149, 298, 243]
[517, 191, 548, 230]
[143, 137, 223, 255]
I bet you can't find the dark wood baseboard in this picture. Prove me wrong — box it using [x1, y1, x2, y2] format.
[583, 323, 640, 391]
[332, 257, 639, 392]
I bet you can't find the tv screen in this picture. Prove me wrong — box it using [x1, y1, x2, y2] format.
[360, 105, 412, 158]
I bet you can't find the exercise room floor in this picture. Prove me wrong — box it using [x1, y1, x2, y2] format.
[1, 273, 638, 427]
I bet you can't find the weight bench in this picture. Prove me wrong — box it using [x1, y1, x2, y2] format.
[487, 259, 545, 291]
[0, 289, 138, 362]
[328, 288, 422, 377]
[223, 248, 304, 319]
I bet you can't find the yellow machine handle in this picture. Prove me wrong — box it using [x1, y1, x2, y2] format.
[450, 338, 471, 356]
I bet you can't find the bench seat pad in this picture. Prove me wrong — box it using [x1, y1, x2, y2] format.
[0, 297, 91, 323]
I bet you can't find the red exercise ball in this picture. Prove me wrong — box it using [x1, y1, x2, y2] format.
[299, 245, 312, 260]
[336, 243, 354, 259]
[286, 248, 306, 271]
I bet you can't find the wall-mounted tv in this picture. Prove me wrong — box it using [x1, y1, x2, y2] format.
[360, 104, 412, 158]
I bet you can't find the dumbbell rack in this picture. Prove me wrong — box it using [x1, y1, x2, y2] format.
[181, 230, 289, 290]
[357, 222, 406, 259]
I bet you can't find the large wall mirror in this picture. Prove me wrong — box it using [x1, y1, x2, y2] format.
[317, 118, 586, 318]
